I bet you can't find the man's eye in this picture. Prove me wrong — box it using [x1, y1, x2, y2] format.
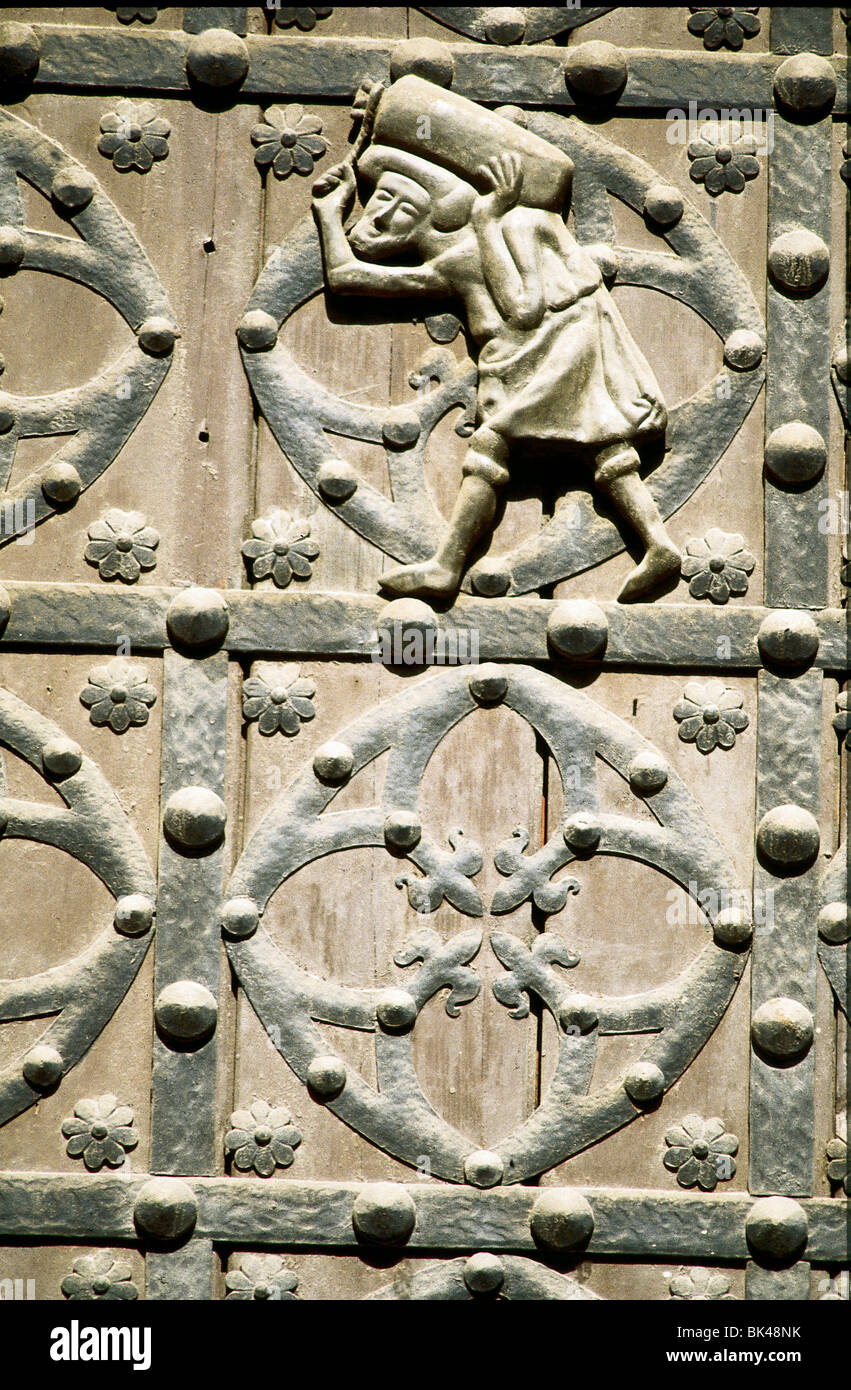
[398, 204, 417, 217]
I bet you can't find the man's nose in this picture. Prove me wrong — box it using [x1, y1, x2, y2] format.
[373, 199, 398, 229]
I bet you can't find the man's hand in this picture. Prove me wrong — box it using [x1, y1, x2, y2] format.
[312, 161, 356, 213]
[472, 153, 523, 221]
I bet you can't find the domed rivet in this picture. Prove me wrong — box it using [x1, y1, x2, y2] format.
[114, 893, 155, 938]
[464, 1150, 504, 1188]
[375, 598, 437, 664]
[51, 166, 97, 212]
[624, 1060, 665, 1106]
[317, 459, 358, 501]
[0, 584, 11, 630]
[818, 901, 849, 945]
[134, 1176, 197, 1243]
[548, 599, 608, 660]
[155, 980, 218, 1045]
[558, 998, 598, 1035]
[0, 22, 40, 82]
[768, 229, 829, 294]
[834, 341, 851, 383]
[643, 183, 683, 228]
[237, 309, 278, 352]
[530, 1190, 594, 1250]
[0, 225, 24, 268]
[42, 736, 82, 779]
[185, 28, 250, 88]
[221, 897, 260, 940]
[470, 557, 511, 597]
[751, 996, 814, 1061]
[42, 462, 81, 504]
[383, 810, 422, 852]
[382, 408, 421, 450]
[463, 1252, 504, 1294]
[628, 751, 668, 795]
[0, 398, 15, 434]
[773, 53, 836, 117]
[764, 422, 825, 486]
[484, 7, 526, 44]
[22, 1044, 63, 1089]
[163, 786, 227, 851]
[352, 1183, 416, 1244]
[375, 988, 418, 1032]
[313, 741, 354, 783]
[563, 812, 602, 852]
[723, 328, 764, 370]
[389, 37, 454, 86]
[166, 587, 229, 648]
[138, 317, 178, 355]
[745, 1195, 808, 1263]
[586, 243, 618, 281]
[468, 663, 508, 704]
[712, 907, 754, 948]
[757, 610, 819, 667]
[757, 804, 820, 871]
[564, 40, 628, 99]
[306, 1055, 347, 1100]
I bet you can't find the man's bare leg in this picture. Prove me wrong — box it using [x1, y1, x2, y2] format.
[380, 428, 508, 599]
[594, 445, 680, 601]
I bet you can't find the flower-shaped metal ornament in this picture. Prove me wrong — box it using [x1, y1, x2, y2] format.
[663, 1113, 738, 1189]
[687, 7, 760, 50]
[673, 680, 749, 754]
[61, 1094, 139, 1171]
[251, 104, 327, 179]
[98, 100, 170, 173]
[688, 139, 760, 195]
[80, 659, 157, 733]
[84, 509, 159, 583]
[242, 664, 316, 736]
[61, 1252, 138, 1300]
[225, 1099, 303, 1176]
[669, 1267, 735, 1300]
[225, 1253, 299, 1300]
[681, 528, 756, 603]
[242, 509, 320, 587]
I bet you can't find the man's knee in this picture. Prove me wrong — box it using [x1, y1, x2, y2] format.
[462, 427, 510, 489]
[593, 443, 640, 491]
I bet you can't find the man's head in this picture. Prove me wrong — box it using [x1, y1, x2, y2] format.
[348, 170, 432, 259]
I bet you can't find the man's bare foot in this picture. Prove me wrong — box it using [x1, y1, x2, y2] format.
[617, 541, 681, 602]
[380, 558, 461, 599]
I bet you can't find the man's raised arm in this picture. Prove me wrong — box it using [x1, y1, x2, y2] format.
[312, 163, 443, 297]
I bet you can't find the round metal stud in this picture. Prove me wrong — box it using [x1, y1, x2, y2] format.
[563, 812, 602, 852]
[221, 897, 260, 940]
[42, 462, 81, 504]
[558, 998, 598, 1035]
[712, 907, 753, 948]
[166, 587, 229, 648]
[768, 229, 829, 294]
[382, 408, 421, 450]
[530, 1190, 594, 1250]
[548, 599, 608, 660]
[137, 317, 178, 355]
[383, 810, 422, 852]
[628, 751, 668, 795]
[352, 1183, 416, 1244]
[751, 996, 814, 1061]
[773, 52, 836, 116]
[51, 166, 97, 212]
[468, 663, 508, 704]
[134, 1176, 198, 1242]
[163, 786, 227, 850]
[375, 989, 418, 1032]
[624, 1060, 665, 1105]
[484, 7, 526, 44]
[0, 585, 10, 630]
[154, 980, 218, 1045]
[42, 736, 82, 779]
[0, 398, 15, 433]
[586, 242, 618, 280]
[564, 40, 628, 99]
[470, 557, 511, 596]
[0, 225, 24, 268]
[0, 21, 40, 82]
[817, 901, 850, 945]
[745, 1195, 808, 1263]
[185, 28, 250, 88]
[306, 1055, 347, 1100]
[463, 1252, 505, 1294]
[764, 422, 826, 486]
[464, 1150, 504, 1188]
[643, 183, 683, 227]
[237, 309, 278, 351]
[757, 610, 819, 667]
[22, 1044, 63, 1089]
[114, 893, 155, 938]
[317, 459, 358, 501]
[389, 37, 454, 86]
[313, 741, 354, 783]
[756, 804, 820, 870]
[723, 329, 764, 370]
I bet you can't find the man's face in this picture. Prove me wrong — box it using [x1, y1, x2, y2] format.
[349, 172, 431, 259]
